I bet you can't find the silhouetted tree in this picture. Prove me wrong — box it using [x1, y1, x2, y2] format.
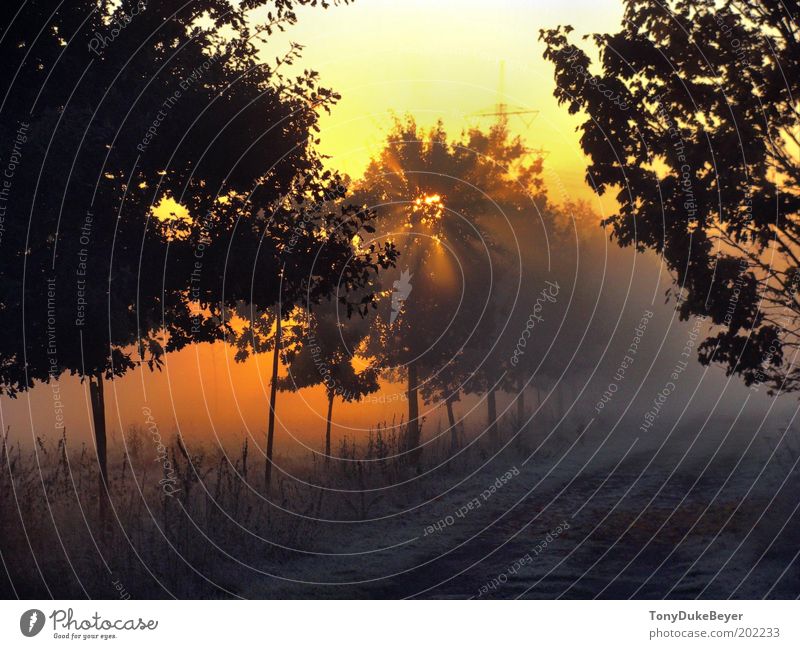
[541, 0, 800, 393]
[0, 0, 359, 512]
[418, 327, 466, 452]
[498, 199, 608, 427]
[277, 306, 379, 464]
[226, 174, 395, 487]
[357, 116, 552, 459]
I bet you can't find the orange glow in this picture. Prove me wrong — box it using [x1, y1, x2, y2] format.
[2, 0, 630, 453]
[254, 0, 625, 209]
[150, 195, 191, 224]
[416, 193, 441, 205]
[410, 192, 445, 227]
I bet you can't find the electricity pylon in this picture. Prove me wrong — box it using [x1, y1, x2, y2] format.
[469, 61, 549, 159]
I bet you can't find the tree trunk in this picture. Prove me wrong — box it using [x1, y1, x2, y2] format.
[517, 377, 525, 422]
[325, 391, 334, 465]
[487, 388, 498, 441]
[265, 309, 281, 490]
[446, 393, 458, 451]
[406, 361, 421, 465]
[89, 372, 108, 525]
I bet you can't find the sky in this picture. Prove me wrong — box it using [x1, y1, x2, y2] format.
[12, 0, 785, 458]
[261, 0, 626, 207]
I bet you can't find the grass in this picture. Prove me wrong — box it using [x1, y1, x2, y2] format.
[0, 414, 529, 598]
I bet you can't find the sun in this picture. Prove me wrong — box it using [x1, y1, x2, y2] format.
[408, 192, 445, 230]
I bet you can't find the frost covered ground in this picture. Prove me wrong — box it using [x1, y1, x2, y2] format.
[2, 408, 798, 599]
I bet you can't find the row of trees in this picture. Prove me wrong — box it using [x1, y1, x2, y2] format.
[0, 0, 395, 506]
[260, 116, 600, 467]
[250, 0, 800, 473]
[540, 0, 800, 394]
[218, 0, 800, 475]
[0, 0, 647, 502]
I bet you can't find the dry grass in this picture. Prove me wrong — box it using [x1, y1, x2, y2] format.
[0, 416, 510, 598]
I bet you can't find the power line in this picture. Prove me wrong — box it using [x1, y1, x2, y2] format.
[468, 61, 549, 159]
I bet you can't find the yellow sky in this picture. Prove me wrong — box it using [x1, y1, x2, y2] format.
[262, 0, 625, 204]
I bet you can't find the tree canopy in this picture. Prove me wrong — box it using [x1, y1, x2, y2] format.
[0, 0, 390, 495]
[354, 116, 562, 454]
[540, 0, 800, 393]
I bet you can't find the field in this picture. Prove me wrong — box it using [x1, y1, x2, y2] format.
[3, 408, 798, 599]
